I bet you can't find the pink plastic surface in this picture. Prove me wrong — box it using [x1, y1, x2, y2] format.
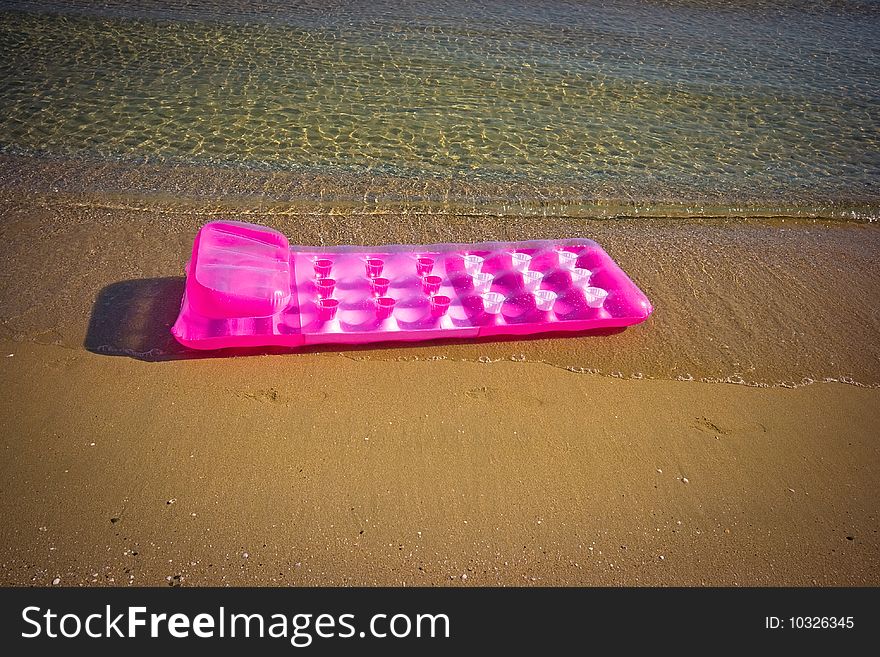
[171, 220, 653, 350]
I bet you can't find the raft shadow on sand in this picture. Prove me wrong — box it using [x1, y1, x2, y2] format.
[85, 277, 196, 362]
[85, 277, 625, 362]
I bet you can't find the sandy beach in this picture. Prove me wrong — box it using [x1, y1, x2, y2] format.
[1, 340, 878, 587]
[1, 193, 878, 586]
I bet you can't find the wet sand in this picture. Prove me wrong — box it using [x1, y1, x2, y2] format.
[1, 195, 879, 387]
[0, 193, 878, 585]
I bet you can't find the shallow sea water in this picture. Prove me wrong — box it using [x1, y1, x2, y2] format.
[1, 0, 878, 215]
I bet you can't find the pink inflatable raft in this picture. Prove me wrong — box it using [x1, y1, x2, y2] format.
[171, 220, 652, 350]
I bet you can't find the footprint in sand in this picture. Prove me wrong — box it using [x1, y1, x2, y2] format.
[241, 387, 284, 403]
[694, 416, 732, 436]
[465, 385, 546, 407]
[465, 386, 499, 400]
[693, 417, 769, 437]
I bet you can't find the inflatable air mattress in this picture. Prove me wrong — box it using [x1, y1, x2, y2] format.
[171, 220, 652, 350]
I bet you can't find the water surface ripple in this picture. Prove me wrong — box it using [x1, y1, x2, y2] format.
[1, 0, 878, 215]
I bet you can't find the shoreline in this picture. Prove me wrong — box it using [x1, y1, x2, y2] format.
[2, 154, 879, 223]
[2, 195, 878, 388]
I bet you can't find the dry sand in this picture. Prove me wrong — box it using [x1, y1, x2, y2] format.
[0, 193, 878, 586]
[1, 340, 877, 586]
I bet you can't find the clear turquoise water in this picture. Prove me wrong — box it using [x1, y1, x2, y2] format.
[1, 0, 878, 215]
